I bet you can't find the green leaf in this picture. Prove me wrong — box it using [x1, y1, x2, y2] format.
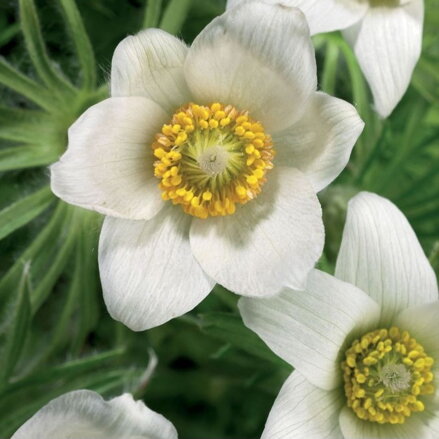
[31, 210, 79, 312]
[198, 312, 289, 367]
[0, 23, 20, 47]
[160, 0, 192, 35]
[0, 202, 72, 309]
[0, 266, 31, 387]
[0, 145, 60, 171]
[321, 40, 339, 96]
[0, 58, 53, 111]
[58, 0, 97, 89]
[0, 186, 53, 240]
[19, 0, 74, 94]
[143, 0, 164, 28]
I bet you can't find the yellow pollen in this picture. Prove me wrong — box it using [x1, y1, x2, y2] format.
[342, 327, 435, 425]
[152, 102, 275, 219]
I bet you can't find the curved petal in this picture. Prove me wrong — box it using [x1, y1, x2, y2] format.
[99, 208, 215, 331]
[190, 167, 324, 297]
[51, 97, 168, 220]
[239, 269, 380, 390]
[339, 405, 434, 439]
[335, 192, 438, 325]
[227, 0, 367, 35]
[343, 0, 424, 117]
[111, 28, 191, 112]
[185, 2, 317, 132]
[261, 371, 344, 439]
[11, 390, 177, 439]
[274, 92, 364, 193]
[394, 302, 439, 362]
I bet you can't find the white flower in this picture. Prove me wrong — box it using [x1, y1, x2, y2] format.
[11, 390, 177, 439]
[51, 2, 363, 331]
[228, 0, 424, 118]
[239, 192, 438, 438]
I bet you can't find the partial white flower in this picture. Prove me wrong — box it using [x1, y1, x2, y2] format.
[239, 192, 438, 439]
[227, 0, 424, 118]
[11, 390, 177, 439]
[51, 2, 363, 331]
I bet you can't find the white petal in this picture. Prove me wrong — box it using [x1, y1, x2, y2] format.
[51, 97, 168, 220]
[335, 192, 438, 325]
[239, 269, 380, 390]
[394, 302, 439, 361]
[339, 405, 434, 439]
[11, 390, 177, 439]
[111, 29, 191, 112]
[227, 0, 367, 35]
[419, 410, 439, 438]
[343, 1, 424, 117]
[184, 2, 317, 132]
[261, 371, 344, 439]
[190, 167, 324, 297]
[274, 92, 364, 193]
[99, 208, 215, 331]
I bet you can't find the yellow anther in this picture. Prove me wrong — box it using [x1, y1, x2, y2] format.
[202, 191, 213, 201]
[235, 185, 247, 198]
[214, 110, 226, 120]
[245, 144, 255, 154]
[246, 156, 256, 166]
[235, 126, 245, 136]
[171, 124, 181, 134]
[211, 103, 221, 112]
[209, 119, 219, 129]
[175, 133, 188, 146]
[184, 191, 194, 202]
[246, 175, 258, 185]
[356, 374, 366, 384]
[162, 124, 173, 135]
[154, 147, 166, 159]
[254, 138, 264, 148]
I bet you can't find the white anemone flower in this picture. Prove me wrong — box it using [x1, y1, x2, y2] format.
[11, 390, 177, 439]
[239, 192, 439, 438]
[228, 0, 424, 118]
[51, 2, 364, 331]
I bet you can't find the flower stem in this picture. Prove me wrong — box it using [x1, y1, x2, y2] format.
[143, 0, 163, 29]
[160, 0, 192, 35]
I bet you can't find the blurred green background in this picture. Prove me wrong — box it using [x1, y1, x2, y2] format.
[0, 0, 438, 437]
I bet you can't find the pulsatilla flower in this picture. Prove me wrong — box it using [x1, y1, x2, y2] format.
[51, 2, 363, 331]
[228, 0, 424, 118]
[239, 192, 438, 438]
[11, 390, 177, 439]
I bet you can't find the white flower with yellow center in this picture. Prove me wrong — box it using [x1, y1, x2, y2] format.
[11, 390, 177, 439]
[51, 2, 363, 331]
[239, 192, 439, 438]
[228, 0, 424, 118]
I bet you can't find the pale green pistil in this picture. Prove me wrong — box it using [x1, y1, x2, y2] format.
[379, 363, 411, 393]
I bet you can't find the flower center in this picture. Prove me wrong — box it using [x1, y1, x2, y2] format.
[342, 327, 435, 425]
[152, 102, 275, 219]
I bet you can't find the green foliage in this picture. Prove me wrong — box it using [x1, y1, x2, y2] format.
[0, 0, 437, 438]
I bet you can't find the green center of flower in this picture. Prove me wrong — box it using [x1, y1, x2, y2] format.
[152, 102, 275, 219]
[342, 327, 435, 424]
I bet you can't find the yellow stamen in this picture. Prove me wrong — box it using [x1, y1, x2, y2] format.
[342, 326, 435, 425]
[152, 102, 275, 219]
